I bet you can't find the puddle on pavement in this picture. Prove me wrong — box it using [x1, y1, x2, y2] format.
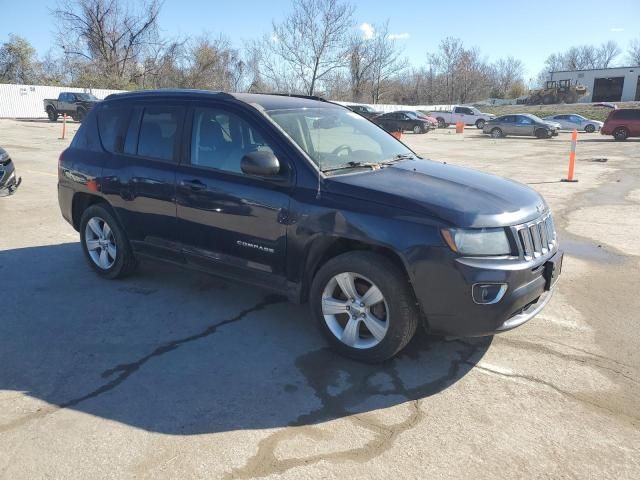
[559, 236, 625, 264]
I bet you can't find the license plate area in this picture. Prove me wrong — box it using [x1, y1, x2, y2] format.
[544, 251, 563, 290]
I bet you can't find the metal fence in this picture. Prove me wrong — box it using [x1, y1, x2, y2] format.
[0, 84, 125, 118]
[0, 83, 453, 118]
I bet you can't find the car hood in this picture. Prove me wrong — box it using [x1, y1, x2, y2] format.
[543, 121, 561, 128]
[325, 159, 546, 228]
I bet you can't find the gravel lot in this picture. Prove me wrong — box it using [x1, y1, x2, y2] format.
[1, 119, 639, 479]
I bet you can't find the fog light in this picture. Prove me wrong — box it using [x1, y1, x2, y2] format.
[472, 283, 507, 304]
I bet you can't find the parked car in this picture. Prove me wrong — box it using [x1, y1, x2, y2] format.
[483, 114, 560, 139]
[58, 90, 562, 362]
[44, 92, 100, 122]
[429, 105, 495, 129]
[601, 109, 640, 141]
[0, 147, 21, 197]
[542, 114, 602, 133]
[416, 110, 440, 128]
[373, 111, 433, 134]
[346, 104, 382, 119]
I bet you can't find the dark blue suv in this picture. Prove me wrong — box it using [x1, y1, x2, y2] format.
[58, 90, 563, 362]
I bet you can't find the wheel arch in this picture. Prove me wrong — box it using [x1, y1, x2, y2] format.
[299, 235, 412, 303]
[71, 193, 114, 231]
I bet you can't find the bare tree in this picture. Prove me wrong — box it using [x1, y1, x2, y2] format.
[347, 33, 376, 101]
[492, 56, 524, 98]
[53, 0, 161, 88]
[429, 37, 464, 103]
[597, 40, 621, 68]
[628, 38, 640, 65]
[266, 0, 354, 95]
[369, 22, 407, 103]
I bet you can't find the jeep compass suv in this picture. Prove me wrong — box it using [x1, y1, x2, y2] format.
[58, 90, 562, 362]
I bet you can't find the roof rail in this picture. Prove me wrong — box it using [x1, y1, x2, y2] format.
[255, 92, 330, 103]
[103, 89, 234, 101]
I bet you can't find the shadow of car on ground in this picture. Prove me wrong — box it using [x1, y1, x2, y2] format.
[0, 242, 491, 436]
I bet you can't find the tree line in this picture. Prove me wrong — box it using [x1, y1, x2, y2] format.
[2, 0, 639, 105]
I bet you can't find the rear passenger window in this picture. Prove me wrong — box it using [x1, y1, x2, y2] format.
[97, 104, 130, 153]
[137, 106, 184, 162]
[190, 107, 275, 174]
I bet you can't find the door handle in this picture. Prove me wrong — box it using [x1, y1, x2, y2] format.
[181, 179, 207, 191]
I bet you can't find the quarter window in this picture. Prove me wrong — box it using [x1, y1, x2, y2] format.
[190, 107, 275, 174]
[137, 106, 183, 161]
[97, 104, 130, 153]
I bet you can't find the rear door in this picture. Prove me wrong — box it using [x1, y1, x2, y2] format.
[175, 103, 292, 284]
[631, 110, 640, 136]
[99, 101, 185, 260]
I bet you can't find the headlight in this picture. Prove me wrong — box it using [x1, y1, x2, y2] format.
[0, 151, 9, 162]
[441, 228, 511, 256]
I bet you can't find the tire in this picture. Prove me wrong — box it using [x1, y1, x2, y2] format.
[475, 119, 485, 129]
[584, 124, 595, 133]
[437, 117, 448, 129]
[542, 94, 554, 105]
[535, 128, 550, 139]
[613, 127, 629, 141]
[47, 107, 58, 122]
[76, 108, 87, 123]
[490, 127, 503, 138]
[79, 204, 138, 279]
[413, 125, 423, 134]
[309, 251, 419, 363]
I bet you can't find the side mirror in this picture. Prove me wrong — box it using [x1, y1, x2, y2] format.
[241, 151, 281, 177]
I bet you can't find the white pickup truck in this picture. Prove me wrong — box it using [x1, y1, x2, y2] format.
[429, 105, 495, 129]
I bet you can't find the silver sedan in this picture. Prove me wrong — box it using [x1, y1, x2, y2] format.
[542, 114, 603, 133]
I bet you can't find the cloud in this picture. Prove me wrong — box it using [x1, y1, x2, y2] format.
[610, 27, 624, 32]
[359, 23, 375, 40]
[389, 32, 410, 40]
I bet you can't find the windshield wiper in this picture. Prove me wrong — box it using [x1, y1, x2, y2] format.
[379, 153, 416, 165]
[322, 161, 381, 173]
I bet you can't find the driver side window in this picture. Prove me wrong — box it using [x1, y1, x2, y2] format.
[190, 107, 275, 174]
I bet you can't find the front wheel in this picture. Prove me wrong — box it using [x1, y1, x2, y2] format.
[584, 124, 595, 133]
[535, 128, 550, 139]
[80, 204, 138, 279]
[413, 125, 423, 134]
[310, 251, 419, 363]
[76, 109, 87, 122]
[475, 119, 485, 129]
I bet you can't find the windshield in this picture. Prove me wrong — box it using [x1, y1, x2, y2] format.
[469, 107, 482, 115]
[526, 114, 544, 122]
[265, 107, 414, 173]
[76, 93, 98, 101]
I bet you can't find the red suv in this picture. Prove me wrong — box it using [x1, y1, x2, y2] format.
[601, 109, 640, 141]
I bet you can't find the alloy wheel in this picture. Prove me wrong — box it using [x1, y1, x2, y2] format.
[84, 217, 117, 269]
[321, 272, 389, 349]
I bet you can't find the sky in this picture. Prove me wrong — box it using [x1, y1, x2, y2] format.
[1, 0, 639, 80]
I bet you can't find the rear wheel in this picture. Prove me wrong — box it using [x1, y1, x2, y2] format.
[310, 251, 419, 363]
[80, 204, 138, 279]
[475, 119, 485, 129]
[584, 124, 595, 133]
[47, 107, 58, 122]
[542, 94, 554, 105]
[613, 127, 629, 141]
[437, 118, 448, 129]
[490, 127, 503, 138]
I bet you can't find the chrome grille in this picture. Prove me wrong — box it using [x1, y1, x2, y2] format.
[514, 214, 556, 259]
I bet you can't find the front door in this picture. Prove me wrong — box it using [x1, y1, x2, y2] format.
[175, 104, 292, 287]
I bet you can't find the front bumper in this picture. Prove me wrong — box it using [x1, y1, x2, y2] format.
[0, 163, 21, 197]
[411, 248, 562, 337]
